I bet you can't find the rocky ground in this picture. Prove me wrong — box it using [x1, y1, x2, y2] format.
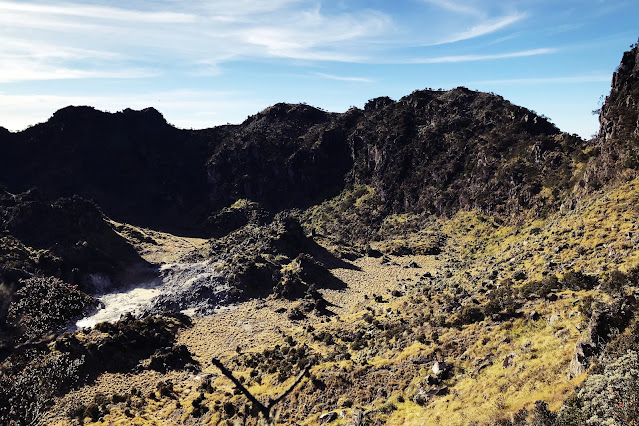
[35, 177, 639, 424]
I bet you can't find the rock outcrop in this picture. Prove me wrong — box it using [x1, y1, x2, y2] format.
[584, 40, 639, 188]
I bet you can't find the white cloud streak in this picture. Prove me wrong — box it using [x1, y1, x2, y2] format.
[467, 74, 611, 85]
[421, 0, 483, 17]
[409, 48, 556, 64]
[313, 73, 374, 83]
[0, 2, 196, 23]
[0, 0, 538, 84]
[432, 13, 526, 45]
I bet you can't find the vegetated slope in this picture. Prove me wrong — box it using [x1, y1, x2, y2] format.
[43, 176, 639, 425]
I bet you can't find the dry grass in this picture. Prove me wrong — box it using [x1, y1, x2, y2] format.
[109, 220, 208, 264]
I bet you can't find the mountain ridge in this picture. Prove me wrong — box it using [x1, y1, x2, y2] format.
[0, 85, 586, 237]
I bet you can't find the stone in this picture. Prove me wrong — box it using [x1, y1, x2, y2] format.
[413, 388, 430, 405]
[425, 375, 440, 385]
[569, 340, 596, 379]
[351, 411, 364, 426]
[502, 353, 516, 369]
[319, 412, 338, 424]
[512, 270, 527, 281]
[432, 360, 446, 376]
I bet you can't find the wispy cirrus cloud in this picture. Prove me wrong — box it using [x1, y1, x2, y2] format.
[421, 0, 483, 17]
[0, 0, 394, 81]
[432, 13, 526, 45]
[0, 0, 539, 84]
[313, 72, 374, 83]
[467, 74, 611, 85]
[408, 47, 556, 64]
[0, 2, 196, 23]
[0, 64, 157, 83]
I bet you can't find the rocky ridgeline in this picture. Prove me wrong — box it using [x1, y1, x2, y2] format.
[0, 84, 589, 237]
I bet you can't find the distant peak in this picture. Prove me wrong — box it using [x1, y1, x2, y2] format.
[364, 96, 395, 111]
[248, 102, 330, 125]
[120, 107, 167, 124]
[51, 105, 102, 120]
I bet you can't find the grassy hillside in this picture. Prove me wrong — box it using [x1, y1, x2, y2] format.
[33, 176, 639, 425]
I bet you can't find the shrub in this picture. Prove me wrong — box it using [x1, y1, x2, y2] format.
[556, 350, 639, 425]
[484, 279, 515, 316]
[530, 401, 556, 426]
[519, 275, 559, 299]
[191, 393, 209, 417]
[83, 403, 100, 422]
[379, 401, 397, 414]
[454, 305, 484, 326]
[579, 295, 595, 320]
[602, 270, 629, 296]
[562, 270, 598, 291]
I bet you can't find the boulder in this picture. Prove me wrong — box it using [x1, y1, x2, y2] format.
[432, 360, 450, 378]
[569, 340, 596, 379]
[548, 314, 560, 325]
[502, 353, 516, 369]
[413, 388, 430, 405]
[319, 411, 338, 424]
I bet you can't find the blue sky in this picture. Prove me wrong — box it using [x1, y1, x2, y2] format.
[0, 1, 637, 138]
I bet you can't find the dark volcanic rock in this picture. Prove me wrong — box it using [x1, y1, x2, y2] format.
[205, 103, 355, 212]
[207, 213, 346, 301]
[206, 199, 273, 238]
[0, 88, 587, 238]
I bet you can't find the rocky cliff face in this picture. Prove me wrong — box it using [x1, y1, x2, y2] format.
[347, 87, 581, 219]
[205, 103, 355, 212]
[600, 42, 639, 145]
[586, 41, 639, 187]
